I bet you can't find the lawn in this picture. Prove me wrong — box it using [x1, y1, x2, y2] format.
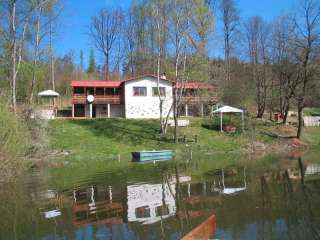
[48, 117, 320, 163]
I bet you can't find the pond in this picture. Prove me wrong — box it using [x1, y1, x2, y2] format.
[1, 151, 320, 240]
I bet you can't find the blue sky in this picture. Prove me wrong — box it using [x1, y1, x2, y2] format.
[55, 0, 295, 66]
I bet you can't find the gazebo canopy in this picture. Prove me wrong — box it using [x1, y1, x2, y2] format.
[38, 90, 60, 97]
[213, 105, 243, 113]
[212, 105, 245, 132]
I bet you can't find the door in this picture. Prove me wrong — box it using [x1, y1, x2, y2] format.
[92, 105, 97, 118]
[74, 104, 85, 117]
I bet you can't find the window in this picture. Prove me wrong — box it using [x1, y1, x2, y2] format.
[95, 88, 104, 95]
[86, 88, 94, 95]
[74, 87, 84, 95]
[152, 87, 166, 97]
[133, 87, 147, 96]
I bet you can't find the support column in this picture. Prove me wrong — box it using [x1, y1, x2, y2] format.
[185, 104, 188, 117]
[107, 103, 110, 118]
[200, 103, 204, 117]
[220, 111, 223, 132]
[89, 103, 92, 118]
[72, 104, 75, 118]
[242, 112, 244, 132]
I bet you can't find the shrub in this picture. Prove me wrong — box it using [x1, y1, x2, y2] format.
[0, 100, 30, 178]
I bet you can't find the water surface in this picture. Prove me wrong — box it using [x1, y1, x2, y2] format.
[1, 152, 320, 239]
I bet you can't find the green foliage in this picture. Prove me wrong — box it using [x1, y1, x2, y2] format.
[0, 100, 29, 177]
[87, 48, 96, 74]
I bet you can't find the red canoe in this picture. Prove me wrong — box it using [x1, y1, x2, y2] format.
[182, 214, 216, 240]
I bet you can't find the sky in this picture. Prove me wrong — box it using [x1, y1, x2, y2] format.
[55, 0, 295, 66]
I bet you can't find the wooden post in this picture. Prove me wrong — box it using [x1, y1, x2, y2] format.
[185, 104, 188, 117]
[108, 103, 110, 118]
[183, 135, 186, 143]
[194, 134, 198, 143]
[201, 103, 204, 117]
[241, 112, 245, 132]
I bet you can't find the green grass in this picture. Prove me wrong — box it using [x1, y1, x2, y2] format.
[48, 116, 320, 163]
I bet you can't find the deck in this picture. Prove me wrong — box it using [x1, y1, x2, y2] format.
[72, 95, 122, 104]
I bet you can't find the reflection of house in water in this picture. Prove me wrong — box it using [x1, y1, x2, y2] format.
[127, 183, 175, 224]
[305, 164, 320, 176]
[287, 163, 320, 180]
[72, 185, 128, 226]
[127, 176, 191, 224]
[71, 176, 192, 226]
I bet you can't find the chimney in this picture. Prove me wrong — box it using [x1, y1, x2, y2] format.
[161, 72, 166, 79]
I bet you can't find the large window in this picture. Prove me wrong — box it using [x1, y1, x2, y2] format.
[133, 87, 147, 96]
[152, 87, 166, 97]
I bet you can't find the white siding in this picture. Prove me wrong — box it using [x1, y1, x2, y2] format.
[124, 77, 173, 119]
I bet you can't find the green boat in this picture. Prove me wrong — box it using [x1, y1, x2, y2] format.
[131, 150, 173, 162]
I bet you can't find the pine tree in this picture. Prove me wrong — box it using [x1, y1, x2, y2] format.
[87, 49, 96, 74]
[80, 49, 84, 73]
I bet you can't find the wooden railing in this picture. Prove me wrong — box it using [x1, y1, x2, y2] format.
[72, 95, 122, 104]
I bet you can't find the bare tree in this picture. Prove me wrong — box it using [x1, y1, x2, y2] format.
[169, 0, 192, 143]
[123, 9, 136, 76]
[245, 16, 270, 118]
[152, 0, 169, 134]
[89, 7, 123, 80]
[293, 0, 320, 138]
[220, 0, 239, 83]
[270, 15, 297, 123]
[3, 0, 49, 111]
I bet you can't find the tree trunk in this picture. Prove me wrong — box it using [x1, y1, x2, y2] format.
[30, 11, 41, 104]
[10, 1, 17, 112]
[282, 102, 290, 124]
[106, 53, 109, 81]
[173, 89, 178, 144]
[296, 103, 303, 139]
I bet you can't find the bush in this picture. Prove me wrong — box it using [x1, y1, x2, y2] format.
[0, 101, 30, 178]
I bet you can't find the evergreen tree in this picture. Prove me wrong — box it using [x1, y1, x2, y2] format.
[80, 49, 84, 73]
[87, 49, 96, 74]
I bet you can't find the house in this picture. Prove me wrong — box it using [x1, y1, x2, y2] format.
[71, 74, 218, 119]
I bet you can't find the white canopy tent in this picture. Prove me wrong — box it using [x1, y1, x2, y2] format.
[212, 105, 244, 132]
[38, 90, 60, 97]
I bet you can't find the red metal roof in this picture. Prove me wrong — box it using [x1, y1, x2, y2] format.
[71, 80, 122, 88]
[71, 75, 215, 90]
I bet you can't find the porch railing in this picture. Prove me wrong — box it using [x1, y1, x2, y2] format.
[72, 95, 122, 104]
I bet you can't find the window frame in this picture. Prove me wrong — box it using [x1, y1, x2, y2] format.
[133, 86, 147, 97]
[152, 87, 166, 97]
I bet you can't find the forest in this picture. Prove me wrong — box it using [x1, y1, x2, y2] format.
[0, 0, 319, 164]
